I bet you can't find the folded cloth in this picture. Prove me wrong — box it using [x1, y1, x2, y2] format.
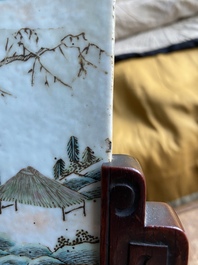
[113, 47, 198, 203]
[115, 0, 198, 55]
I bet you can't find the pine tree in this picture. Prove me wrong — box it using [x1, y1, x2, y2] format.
[53, 159, 65, 180]
[67, 136, 80, 162]
[82, 147, 97, 163]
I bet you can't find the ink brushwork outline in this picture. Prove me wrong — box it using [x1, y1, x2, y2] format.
[0, 28, 109, 97]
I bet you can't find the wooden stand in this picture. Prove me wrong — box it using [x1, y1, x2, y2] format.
[100, 155, 188, 265]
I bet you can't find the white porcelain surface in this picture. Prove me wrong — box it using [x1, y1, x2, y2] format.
[0, 1, 114, 264]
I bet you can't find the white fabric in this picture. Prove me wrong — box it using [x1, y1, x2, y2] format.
[115, 0, 198, 55]
[115, 15, 198, 55]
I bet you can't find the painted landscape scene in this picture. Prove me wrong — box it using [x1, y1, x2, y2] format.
[0, 1, 114, 264]
[0, 136, 102, 265]
[0, 231, 99, 265]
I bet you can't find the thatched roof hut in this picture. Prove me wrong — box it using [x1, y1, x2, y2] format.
[0, 167, 86, 220]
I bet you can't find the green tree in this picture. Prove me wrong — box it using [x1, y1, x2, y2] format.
[82, 147, 97, 163]
[53, 159, 65, 180]
[67, 136, 80, 162]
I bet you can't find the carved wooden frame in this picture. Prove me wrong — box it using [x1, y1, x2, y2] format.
[100, 154, 188, 265]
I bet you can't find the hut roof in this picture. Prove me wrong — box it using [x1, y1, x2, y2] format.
[0, 166, 85, 208]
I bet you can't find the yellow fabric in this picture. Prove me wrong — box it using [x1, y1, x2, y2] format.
[113, 48, 198, 202]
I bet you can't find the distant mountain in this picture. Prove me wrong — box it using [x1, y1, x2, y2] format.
[63, 166, 101, 193]
[78, 182, 101, 200]
[84, 168, 101, 181]
[63, 176, 96, 191]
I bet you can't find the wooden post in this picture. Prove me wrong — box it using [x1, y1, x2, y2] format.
[15, 200, 18, 211]
[62, 207, 65, 221]
[83, 200, 86, 217]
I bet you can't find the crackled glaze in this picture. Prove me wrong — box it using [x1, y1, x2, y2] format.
[0, 0, 114, 264]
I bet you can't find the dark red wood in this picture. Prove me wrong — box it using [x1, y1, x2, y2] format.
[100, 154, 188, 265]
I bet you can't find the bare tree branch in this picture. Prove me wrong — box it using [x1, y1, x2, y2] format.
[0, 53, 35, 67]
[0, 29, 109, 95]
[0, 89, 12, 96]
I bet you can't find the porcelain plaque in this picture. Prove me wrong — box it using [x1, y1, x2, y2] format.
[0, 1, 114, 264]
